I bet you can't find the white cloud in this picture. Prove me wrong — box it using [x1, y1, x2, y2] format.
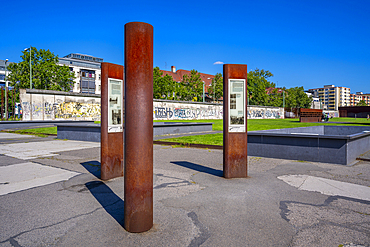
[213, 61, 224, 65]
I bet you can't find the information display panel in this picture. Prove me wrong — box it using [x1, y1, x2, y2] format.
[108, 78, 123, 133]
[228, 79, 246, 132]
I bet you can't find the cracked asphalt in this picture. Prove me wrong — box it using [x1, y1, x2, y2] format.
[0, 133, 369, 246]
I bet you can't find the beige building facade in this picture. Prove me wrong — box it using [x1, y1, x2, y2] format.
[308, 85, 350, 110]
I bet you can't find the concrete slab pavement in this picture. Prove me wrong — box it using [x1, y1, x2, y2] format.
[0, 134, 369, 246]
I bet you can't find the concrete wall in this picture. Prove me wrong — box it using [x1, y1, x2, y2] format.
[20, 89, 284, 121]
[20, 89, 101, 121]
[153, 101, 284, 120]
[323, 110, 339, 118]
[247, 105, 284, 119]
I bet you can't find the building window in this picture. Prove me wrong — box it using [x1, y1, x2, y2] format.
[80, 69, 96, 94]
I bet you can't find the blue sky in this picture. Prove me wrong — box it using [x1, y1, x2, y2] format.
[2, 0, 370, 93]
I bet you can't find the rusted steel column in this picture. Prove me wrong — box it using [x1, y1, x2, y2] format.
[124, 22, 153, 233]
[101, 62, 124, 180]
[223, 64, 248, 178]
[1, 88, 4, 121]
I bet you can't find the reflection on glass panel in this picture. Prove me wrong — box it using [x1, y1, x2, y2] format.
[229, 79, 244, 125]
[108, 79, 123, 132]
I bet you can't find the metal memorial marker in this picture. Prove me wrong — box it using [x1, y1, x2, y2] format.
[124, 22, 154, 233]
[101, 62, 124, 180]
[223, 64, 248, 178]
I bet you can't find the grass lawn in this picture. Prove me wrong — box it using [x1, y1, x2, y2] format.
[8, 127, 57, 137]
[7, 117, 370, 144]
[157, 117, 370, 146]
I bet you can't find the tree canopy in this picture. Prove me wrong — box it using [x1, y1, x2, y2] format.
[153, 67, 176, 100]
[152, 66, 312, 109]
[247, 68, 275, 106]
[207, 73, 223, 102]
[7, 47, 75, 92]
[356, 100, 368, 106]
[285, 86, 312, 108]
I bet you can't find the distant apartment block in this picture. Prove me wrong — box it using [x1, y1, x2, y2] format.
[307, 85, 351, 110]
[58, 53, 103, 94]
[350, 92, 370, 106]
[305, 92, 320, 109]
[0, 59, 13, 88]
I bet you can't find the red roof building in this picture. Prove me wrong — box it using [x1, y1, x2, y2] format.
[161, 66, 215, 93]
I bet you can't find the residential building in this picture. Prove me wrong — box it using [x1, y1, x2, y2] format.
[305, 92, 320, 109]
[162, 66, 216, 101]
[307, 85, 351, 110]
[349, 92, 370, 106]
[162, 66, 215, 91]
[0, 59, 13, 88]
[58, 53, 103, 94]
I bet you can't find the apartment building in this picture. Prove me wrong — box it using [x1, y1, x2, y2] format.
[349, 92, 370, 106]
[58, 53, 103, 94]
[307, 85, 350, 110]
[0, 59, 13, 88]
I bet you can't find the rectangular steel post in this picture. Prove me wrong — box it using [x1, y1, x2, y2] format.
[124, 22, 153, 233]
[223, 64, 248, 178]
[101, 62, 124, 180]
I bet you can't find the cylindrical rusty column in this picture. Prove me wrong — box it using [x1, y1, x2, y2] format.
[1, 88, 4, 121]
[124, 22, 153, 233]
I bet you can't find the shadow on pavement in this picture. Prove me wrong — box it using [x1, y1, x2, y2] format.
[81, 161, 101, 179]
[85, 181, 124, 227]
[171, 161, 223, 177]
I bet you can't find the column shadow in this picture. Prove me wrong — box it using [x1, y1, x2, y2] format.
[85, 181, 124, 227]
[170, 161, 223, 177]
[81, 161, 101, 179]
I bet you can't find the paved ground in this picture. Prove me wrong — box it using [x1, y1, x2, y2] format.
[0, 133, 369, 247]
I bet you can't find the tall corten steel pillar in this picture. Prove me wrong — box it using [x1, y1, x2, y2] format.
[101, 62, 124, 180]
[223, 64, 248, 178]
[124, 22, 153, 233]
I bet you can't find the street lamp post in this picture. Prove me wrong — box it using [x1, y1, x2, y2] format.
[203, 81, 205, 102]
[24, 47, 32, 89]
[4, 59, 8, 120]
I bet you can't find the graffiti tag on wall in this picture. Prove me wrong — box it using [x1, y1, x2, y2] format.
[154, 106, 223, 120]
[54, 102, 100, 118]
[247, 109, 281, 119]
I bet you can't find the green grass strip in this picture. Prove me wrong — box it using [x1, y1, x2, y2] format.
[11, 127, 57, 137]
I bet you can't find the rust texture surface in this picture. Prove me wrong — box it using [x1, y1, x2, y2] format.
[299, 108, 323, 123]
[124, 22, 154, 233]
[223, 64, 248, 178]
[101, 62, 124, 180]
[1, 88, 3, 120]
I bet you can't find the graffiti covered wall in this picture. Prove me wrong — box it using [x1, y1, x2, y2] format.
[20, 89, 101, 121]
[247, 106, 284, 119]
[20, 89, 284, 121]
[153, 100, 223, 120]
[153, 100, 284, 120]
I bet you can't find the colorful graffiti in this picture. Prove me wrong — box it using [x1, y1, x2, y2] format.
[247, 109, 281, 119]
[54, 102, 100, 119]
[154, 106, 223, 120]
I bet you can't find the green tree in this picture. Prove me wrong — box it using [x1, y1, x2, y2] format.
[285, 86, 312, 108]
[153, 67, 176, 99]
[179, 70, 203, 101]
[7, 47, 75, 92]
[266, 88, 284, 107]
[208, 73, 223, 102]
[247, 68, 275, 106]
[356, 100, 368, 106]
